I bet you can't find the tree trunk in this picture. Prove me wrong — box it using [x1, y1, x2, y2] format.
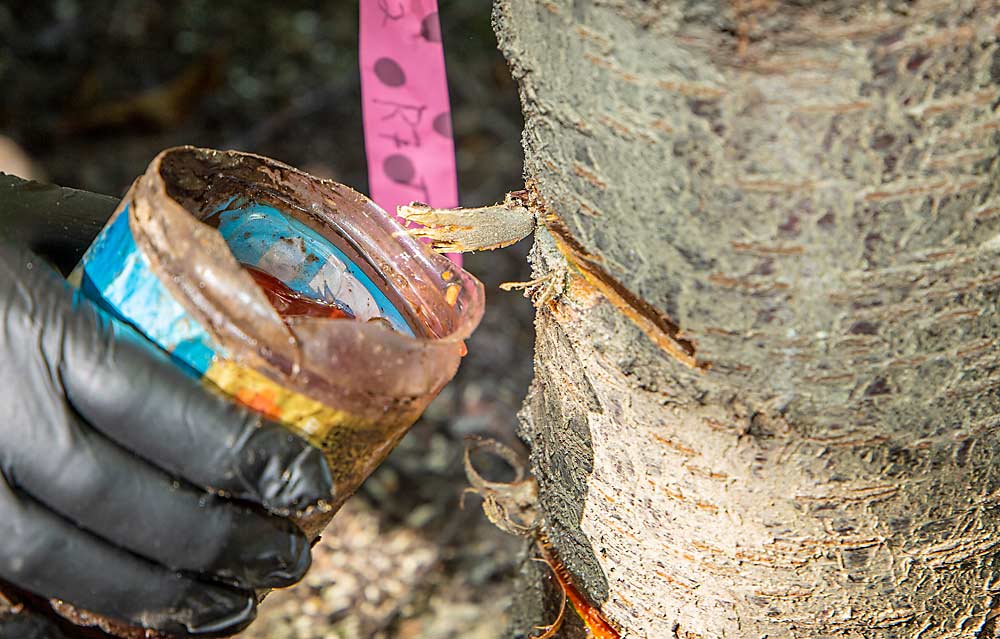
[495, 1, 1000, 637]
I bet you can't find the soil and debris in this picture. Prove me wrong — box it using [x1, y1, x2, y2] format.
[0, 2, 534, 637]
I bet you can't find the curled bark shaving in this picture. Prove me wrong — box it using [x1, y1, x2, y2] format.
[397, 190, 536, 253]
[463, 437, 539, 536]
[463, 437, 620, 638]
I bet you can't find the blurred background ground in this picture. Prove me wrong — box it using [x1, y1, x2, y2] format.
[0, 2, 534, 637]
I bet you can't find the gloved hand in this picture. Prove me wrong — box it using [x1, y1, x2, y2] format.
[0, 242, 334, 637]
[0, 173, 119, 276]
[0, 606, 69, 639]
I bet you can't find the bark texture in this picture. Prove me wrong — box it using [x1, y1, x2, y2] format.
[495, 1, 1000, 637]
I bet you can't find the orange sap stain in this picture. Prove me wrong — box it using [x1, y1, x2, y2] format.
[537, 539, 620, 639]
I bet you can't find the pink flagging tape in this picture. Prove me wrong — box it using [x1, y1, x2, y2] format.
[360, 0, 461, 266]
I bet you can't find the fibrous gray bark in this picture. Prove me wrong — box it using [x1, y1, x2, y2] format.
[495, 1, 1000, 637]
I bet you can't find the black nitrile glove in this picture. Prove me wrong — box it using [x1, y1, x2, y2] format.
[0, 607, 69, 639]
[0, 242, 334, 637]
[0, 173, 118, 276]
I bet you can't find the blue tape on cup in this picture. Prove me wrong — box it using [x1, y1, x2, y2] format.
[78, 207, 218, 375]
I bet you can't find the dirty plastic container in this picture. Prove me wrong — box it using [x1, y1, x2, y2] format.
[71, 146, 484, 536]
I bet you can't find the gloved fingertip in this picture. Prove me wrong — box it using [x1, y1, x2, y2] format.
[258, 529, 312, 589]
[171, 586, 257, 637]
[208, 510, 313, 591]
[260, 440, 334, 514]
[0, 610, 69, 639]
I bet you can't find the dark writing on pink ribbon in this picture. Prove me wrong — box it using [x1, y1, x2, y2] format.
[360, 0, 461, 266]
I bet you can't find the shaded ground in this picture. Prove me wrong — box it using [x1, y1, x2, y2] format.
[1, 2, 534, 637]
